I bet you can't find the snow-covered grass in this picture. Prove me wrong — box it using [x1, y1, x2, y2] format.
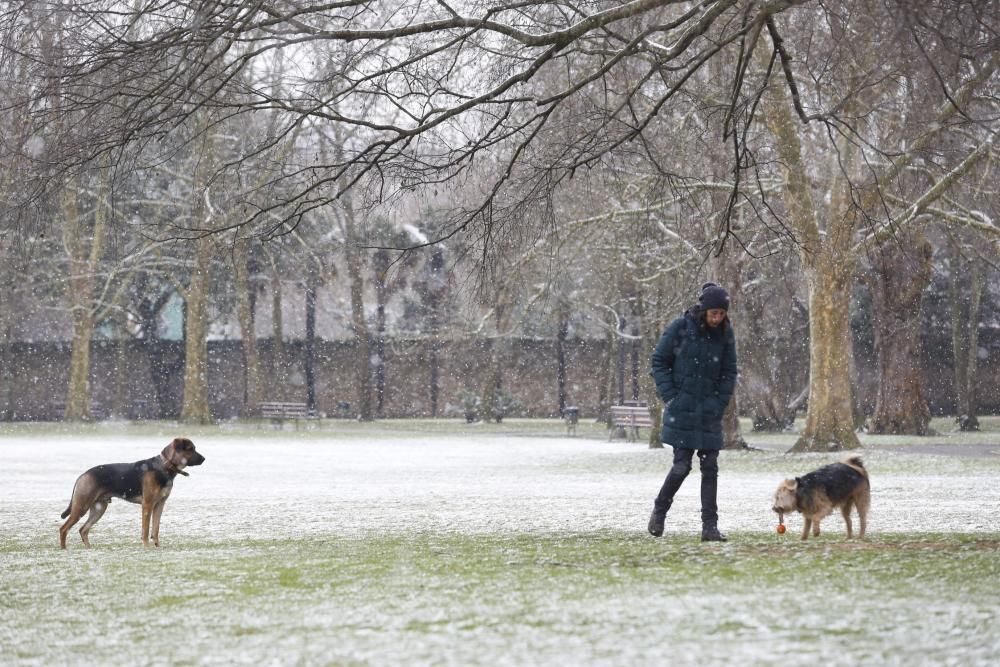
[1, 420, 998, 666]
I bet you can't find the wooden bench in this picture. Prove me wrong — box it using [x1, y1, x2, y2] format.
[259, 401, 315, 428]
[609, 405, 654, 441]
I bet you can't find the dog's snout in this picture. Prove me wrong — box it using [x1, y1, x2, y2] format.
[191, 453, 205, 465]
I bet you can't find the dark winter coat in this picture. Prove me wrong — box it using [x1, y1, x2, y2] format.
[650, 306, 738, 450]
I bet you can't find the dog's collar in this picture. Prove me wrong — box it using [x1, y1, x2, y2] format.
[160, 455, 189, 477]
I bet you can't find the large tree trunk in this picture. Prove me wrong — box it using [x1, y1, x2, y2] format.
[790, 254, 862, 452]
[346, 242, 373, 421]
[950, 241, 984, 431]
[763, 42, 861, 453]
[63, 170, 109, 422]
[722, 397, 749, 450]
[866, 230, 933, 434]
[267, 254, 290, 401]
[180, 236, 213, 424]
[65, 306, 95, 421]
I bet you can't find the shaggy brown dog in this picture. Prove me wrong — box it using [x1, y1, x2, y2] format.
[59, 438, 205, 549]
[772, 456, 869, 540]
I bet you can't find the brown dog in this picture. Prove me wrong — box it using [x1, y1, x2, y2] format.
[59, 438, 205, 549]
[772, 456, 870, 540]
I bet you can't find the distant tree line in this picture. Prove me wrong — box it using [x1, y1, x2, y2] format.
[1, 1, 998, 451]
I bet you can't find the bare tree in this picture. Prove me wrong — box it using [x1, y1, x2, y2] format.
[4, 0, 998, 441]
[756, 4, 998, 451]
[863, 228, 934, 435]
[13, 1, 824, 250]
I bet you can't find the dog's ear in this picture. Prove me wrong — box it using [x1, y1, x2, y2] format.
[162, 439, 180, 458]
[783, 478, 798, 490]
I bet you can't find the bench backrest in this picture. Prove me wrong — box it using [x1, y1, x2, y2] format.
[609, 405, 654, 427]
[259, 402, 310, 418]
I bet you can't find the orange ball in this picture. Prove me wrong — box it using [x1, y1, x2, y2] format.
[776, 524, 786, 534]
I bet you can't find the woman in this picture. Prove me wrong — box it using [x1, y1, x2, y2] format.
[647, 283, 738, 541]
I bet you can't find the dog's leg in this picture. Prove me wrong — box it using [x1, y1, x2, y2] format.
[856, 487, 870, 539]
[150, 500, 167, 547]
[78, 498, 109, 548]
[801, 517, 812, 540]
[59, 507, 86, 549]
[60, 474, 98, 549]
[141, 488, 156, 548]
[813, 520, 821, 537]
[841, 502, 854, 539]
[140, 472, 163, 547]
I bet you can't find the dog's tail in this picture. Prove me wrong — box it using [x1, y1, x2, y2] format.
[61, 477, 79, 519]
[843, 455, 867, 476]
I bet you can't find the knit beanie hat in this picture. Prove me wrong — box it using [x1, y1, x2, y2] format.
[699, 282, 730, 311]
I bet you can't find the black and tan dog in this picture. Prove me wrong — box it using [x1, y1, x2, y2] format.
[59, 437, 205, 549]
[772, 456, 870, 540]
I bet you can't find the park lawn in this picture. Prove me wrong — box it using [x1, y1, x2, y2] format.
[1, 420, 998, 665]
[1, 531, 997, 666]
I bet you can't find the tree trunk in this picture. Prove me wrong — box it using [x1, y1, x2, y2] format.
[268, 256, 289, 401]
[373, 263, 388, 417]
[65, 304, 95, 421]
[598, 326, 614, 425]
[180, 236, 213, 424]
[304, 272, 318, 416]
[424, 247, 447, 418]
[790, 255, 862, 452]
[556, 305, 569, 415]
[0, 321, 12, 421]
[136, 285, 180, 419]
[346, 243, 373, 421]
[234, 240, 263, 417]
[615, 312, 627, 404]
[950, 242, 984, 431]
[481, 302, 509, 423]
[722, 395, 750, 450]
[866, 230, 933, 434]
[762, 41, 861, 453]
[429, 336, 441, 417]
[111, 319, 129, 419]
[635, 288, 669, 449]
[62, 170, 109, 422]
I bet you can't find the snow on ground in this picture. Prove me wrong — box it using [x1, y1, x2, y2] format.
[3, 430, 998, 543]
[1, 426, 998, 666]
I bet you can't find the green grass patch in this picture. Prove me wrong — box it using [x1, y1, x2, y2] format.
[2, 531, 997, 665]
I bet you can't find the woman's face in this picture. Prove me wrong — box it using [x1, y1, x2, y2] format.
[705, 308, 727, 328]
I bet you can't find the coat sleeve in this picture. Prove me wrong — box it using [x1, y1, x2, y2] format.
[715, 326, 738, 409]
[650, 318, 684, 403]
